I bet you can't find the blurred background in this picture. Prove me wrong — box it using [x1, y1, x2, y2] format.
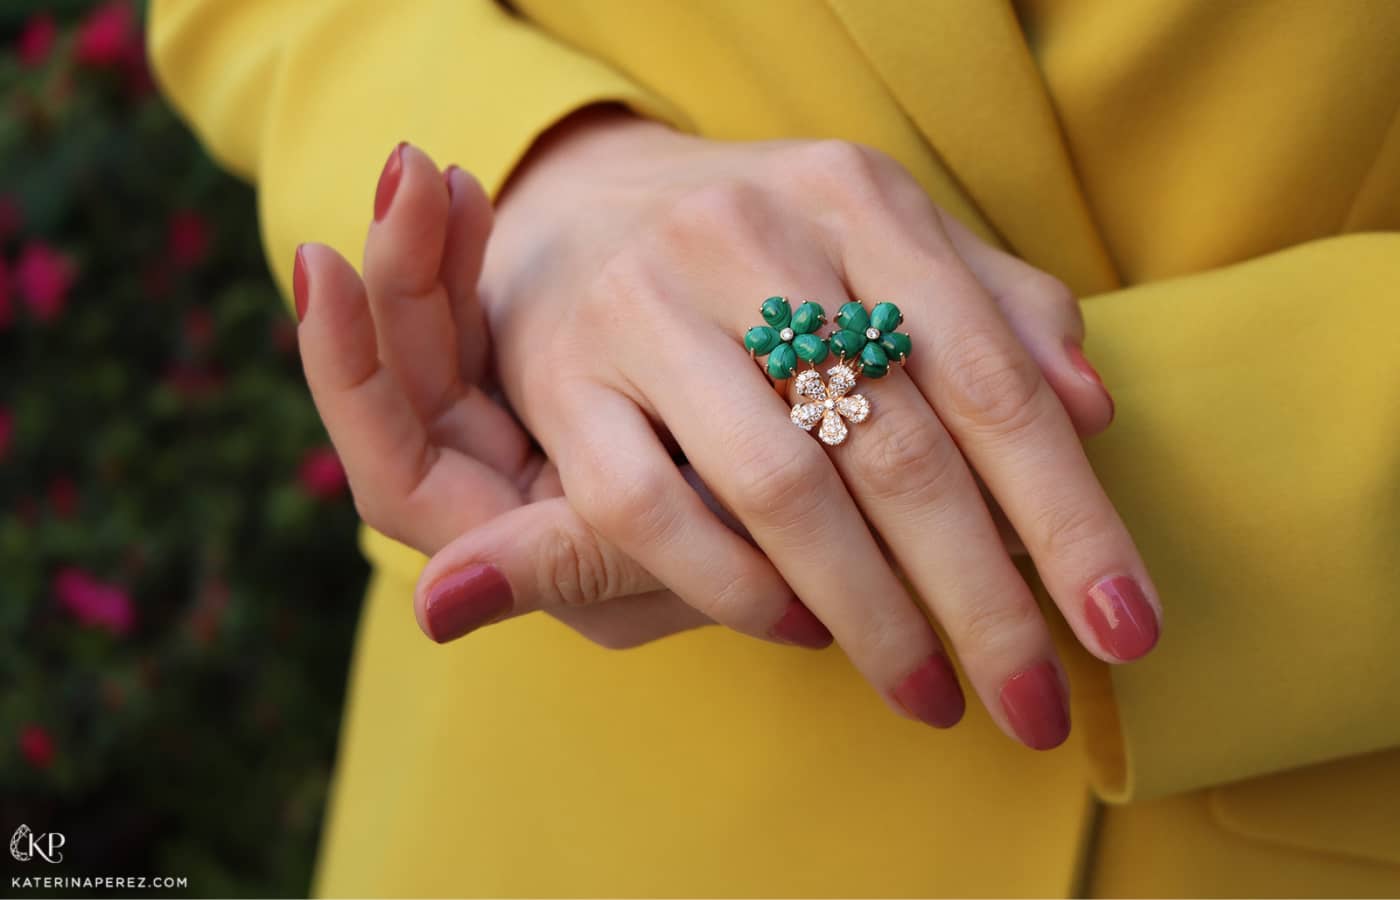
[1, 1, 367, 895]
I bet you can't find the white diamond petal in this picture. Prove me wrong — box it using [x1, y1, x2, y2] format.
[817, 409, 849, 445]
[791, 402, 825, 431]
[793, 369, 826, 401]
[836, 393, 870, 424]
[825, 364, 857, 399]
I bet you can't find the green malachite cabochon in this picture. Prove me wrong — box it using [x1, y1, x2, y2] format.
[790, 301, 826, 334]
[793, 333, 829, 364]
[859, 341, 889, 378]
[835, 301, 869, 332]
[767, 342, 799, 379]
[744, 325, 781, 355]
[879, 330, 911, 361]
[760, 296, 791, 329]
[829, 329, 866, 360]
[870, 301, 903, 333]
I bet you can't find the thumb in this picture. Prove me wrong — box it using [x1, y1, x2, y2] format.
[414, 497, 665, 643]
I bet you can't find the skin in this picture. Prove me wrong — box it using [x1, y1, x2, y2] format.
[295, 109, 1162, 749]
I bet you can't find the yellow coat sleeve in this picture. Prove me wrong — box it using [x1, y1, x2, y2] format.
[1070, 232, 1400, 802]
[147, 0, 686, 301]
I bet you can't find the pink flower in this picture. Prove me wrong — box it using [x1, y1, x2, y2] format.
[53, 567, 135, 636]
[75, 1, 136, 68]
[167, 210, 211, 269]
[298, 447, 347, 500]
[15, 14, 57, 69]
[0, 195, 22, 242]
[19, 724, 55, 769]
[15, 242, 75, 322]
[0, 407, 13, 461]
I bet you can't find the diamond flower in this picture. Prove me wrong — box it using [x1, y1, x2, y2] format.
[790, 364, 871, 446]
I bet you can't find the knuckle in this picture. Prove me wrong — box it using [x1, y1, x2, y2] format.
[535, 523, 616, 608]
[783, 139, 887, 204]
[938, 332, 1044, 433]
[586, 245, 663, 322]
[704, 565, 774, 629]
[859, 415, 963, 505]
[728, 435, 830, 529]
[1026, 498, 1104, 562]
[1027, 271, 1075, 309]
[1024, 270, 1084, 333]
[955, 596, 1041, 658]
[653, 181, 763, 251]
[575, 465, 677, 547]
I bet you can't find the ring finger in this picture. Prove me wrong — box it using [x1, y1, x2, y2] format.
[625, 318, 968, 730]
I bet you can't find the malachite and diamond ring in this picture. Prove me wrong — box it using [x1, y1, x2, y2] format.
[743, 297, 910, 446]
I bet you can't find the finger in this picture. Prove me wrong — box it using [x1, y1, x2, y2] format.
[549, 382, 833, 650]
[295, 242, 520, 552]
[629, 324, 967, 729]
[361, 142, 459, 420]
[414, 497, 671, 642]
[361, 143, 535, 480]
[840, 223, 1163, 668]
[441, 165, 494, 387]
[811, 360, 1070, 748]
[937, 209, 1114, 436]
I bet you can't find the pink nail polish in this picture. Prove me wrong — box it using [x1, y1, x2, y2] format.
[423, 563, 513, 643]
[768, 599, 833, 649]
[373, 142, 407, 222]
[1086, 575, 1160, 660]
[292, 245, 309, 322]
[1066, 341, 1115, 422]
[1065, 341, 1104, 388]
[1000, 661, 1070, 750]
[891, 655, 966, 729]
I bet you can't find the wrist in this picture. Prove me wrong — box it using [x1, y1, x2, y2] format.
[499, 104, 692, 208]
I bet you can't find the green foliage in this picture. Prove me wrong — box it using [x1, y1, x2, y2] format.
[0, 4, 366, 896]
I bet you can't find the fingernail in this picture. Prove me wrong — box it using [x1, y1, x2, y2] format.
[373, 142, 407, 222]
[1086, 575, 1160, 660]
[423, 563, 513, 643]
[1066, 341, 1114, 420]
[1000, 661, 1070, 750]
[443, 164, 459, 199]
[891, 655, 965, 729]
[768, 599, 833, 649]
[292, 245, 309, 322]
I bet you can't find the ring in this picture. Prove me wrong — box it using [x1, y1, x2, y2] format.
[743, 297, 911, 446]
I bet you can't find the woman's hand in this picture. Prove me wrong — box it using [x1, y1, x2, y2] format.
[296, 117, 1160, 749]
[294, 152, 722, 651]
[470, 109, 1160, 750]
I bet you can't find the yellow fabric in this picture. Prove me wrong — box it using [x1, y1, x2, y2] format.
[148, 0, 1400, 894]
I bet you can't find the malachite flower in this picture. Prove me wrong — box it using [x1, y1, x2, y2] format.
[827, 301, 910, 379]
[744, 296, 829, 379]
[790, 363, 871, 446]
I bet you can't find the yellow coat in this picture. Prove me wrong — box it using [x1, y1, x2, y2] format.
[149, 0, 1400, 895]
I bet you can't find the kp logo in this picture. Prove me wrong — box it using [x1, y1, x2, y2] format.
[10, 824, 65, 863]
